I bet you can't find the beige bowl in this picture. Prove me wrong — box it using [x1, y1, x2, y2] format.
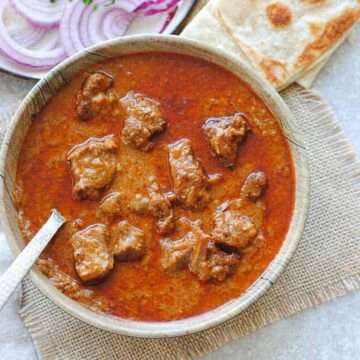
[0, 35, 310, 338]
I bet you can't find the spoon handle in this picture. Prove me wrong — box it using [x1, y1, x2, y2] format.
[0, 209, 65, 312]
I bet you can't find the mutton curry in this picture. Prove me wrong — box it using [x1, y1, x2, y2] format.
[14, 53, 295, 321]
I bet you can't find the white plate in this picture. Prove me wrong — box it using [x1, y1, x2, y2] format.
[0, 0, 195, 79]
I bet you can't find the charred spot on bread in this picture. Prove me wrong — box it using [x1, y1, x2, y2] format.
[266, 2, 292, 28]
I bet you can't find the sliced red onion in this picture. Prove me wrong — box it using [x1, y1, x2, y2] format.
[127, 6, 175, 35]
[117, 0, 144, 13]
[7, 21, 45, 49]
[9, 26, 44, 48]
[159, 6, 176, 33]
[60, 0, 136, 56]
[30, 28, 60, 51]
[59, 0, 85, 56]
[0, 1, 66, 68]
[10, 0, 66, 29]
[0, 0, 180, 71]
[79, 4, 97, 49]
[102, 9, 136, 40]
[137, 0, 180, 16]
[3, 2, 45, 47]
[87, 5, 135, 45]
[4, 2, 60, 51]
[78, 2, 135, 50]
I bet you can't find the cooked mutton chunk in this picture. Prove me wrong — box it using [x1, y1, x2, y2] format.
[70, 224, 114, 284]
[212, 202, 258, 250]
[212, 171, 267, 250]
[191, 241, 240, 282]
[37, 256, 111, 312]
[203, 113, 248, 168]
[67, 136, 119, 201]
[161, 218, 239, 281]
[121, 92, 167, 151]
[75, 72, 119, 121]
[131, 176, 175, 235]
[111, 220, 146, 261]
[98, 192, 125, 217]
[240, 171, 267, 201]
[185, 219, 240, 282]
[160, 232, 196, 272]
[168, 139, 212, 211]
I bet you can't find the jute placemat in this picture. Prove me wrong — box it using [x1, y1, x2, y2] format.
[0, 83, 354, 359]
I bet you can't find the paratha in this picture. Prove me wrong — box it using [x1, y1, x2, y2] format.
[181, 1, 250, 63]
[216, 0, 360, 88]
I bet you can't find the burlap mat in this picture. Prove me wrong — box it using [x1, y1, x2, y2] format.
[0, 83, 349, 358]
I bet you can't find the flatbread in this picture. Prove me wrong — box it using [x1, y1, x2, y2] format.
[182, 0, 357, 89]
[297, 29, 356, 88]
[296, 57, 328, 88]
[216, 0, 360, 88]
[181, 1, 353, 89]
[181, 1, 250, 63]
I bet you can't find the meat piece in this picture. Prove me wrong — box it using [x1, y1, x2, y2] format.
[186, 220, 211, 280]
[168, 139, 211, 211]
[212, 171, 267, 250]
[160, 232, 196, 272]
[67, 136, 119, 201]
[111, 220, 146, 261]
[131, 176, 175, 235]
[130, 194, 151, 214]
[70, 224, 114, 284]
[97, 192, 125, 217]
[240, 171, 267, 201]
[186, 220, 239, 282]
[203, 113, 248, 168]
[212, 202, 258, 250]
[75, 72, 120, 121]
[37, 256, 111, 312]
[160, 218, 239, 281]
[121, 92, 167, 151]
[204, 244, 240, 282]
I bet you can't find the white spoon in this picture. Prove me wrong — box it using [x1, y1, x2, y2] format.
[0, 209, 66, 312]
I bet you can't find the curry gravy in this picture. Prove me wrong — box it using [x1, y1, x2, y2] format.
[15, 53, 295, 321]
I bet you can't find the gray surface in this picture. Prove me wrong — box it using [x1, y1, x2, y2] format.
[203, 293, 360, 360]
[0, 25, 359, 360]
[314, 29, 360, 155]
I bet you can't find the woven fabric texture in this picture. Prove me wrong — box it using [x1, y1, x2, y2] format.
[3, 84, 356, 359]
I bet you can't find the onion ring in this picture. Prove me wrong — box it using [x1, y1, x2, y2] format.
[60, 0, 136, 56]
[10, 0, 66, 29]
[0, 1, 66, 68]
[137, 0, 180, 16]
[0, 0, 180, 69]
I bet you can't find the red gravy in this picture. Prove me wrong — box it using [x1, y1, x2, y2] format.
[14, 53, 295, 321]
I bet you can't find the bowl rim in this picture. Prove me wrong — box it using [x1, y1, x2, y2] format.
[0, 34, 310, 338]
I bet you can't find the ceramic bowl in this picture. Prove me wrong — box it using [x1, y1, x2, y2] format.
[0, 35, 310, 338]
